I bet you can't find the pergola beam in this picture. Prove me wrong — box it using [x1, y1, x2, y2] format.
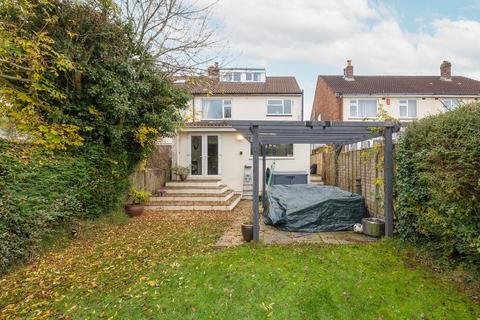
[205, 120, 400, 242]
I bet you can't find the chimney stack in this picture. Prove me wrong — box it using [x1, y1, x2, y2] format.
[207, 62, 220, 78]
[343, 60, 354, 80]
[440, 60, 452, 81]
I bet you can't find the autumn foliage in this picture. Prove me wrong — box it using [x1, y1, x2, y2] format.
[0, 0, 188, 272]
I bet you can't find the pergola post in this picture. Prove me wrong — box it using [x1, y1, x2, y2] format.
[262, 145, 266, 210]
[251, 125, 260, 242]
[383, 126, 394, 237]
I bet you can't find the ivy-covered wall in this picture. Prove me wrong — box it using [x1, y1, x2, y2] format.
[396, 103, 480, 266]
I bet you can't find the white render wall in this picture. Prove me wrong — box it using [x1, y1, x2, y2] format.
[188, 94, 303, 121]
[176, 129, 310, 192]
[342, 96, 477, 121]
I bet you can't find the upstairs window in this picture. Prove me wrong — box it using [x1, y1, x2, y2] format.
[441, 99, 461, 110]
[399, 100, 417, 118]
[246, 72, 262, 81]
[233, 72, 241, 82]
[267, 99, 292, 115]
[349, 99, 377, 118]
[202, 99, 232, 119]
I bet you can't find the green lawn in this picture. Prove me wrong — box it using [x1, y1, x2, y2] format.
[1, 209, 479, 319]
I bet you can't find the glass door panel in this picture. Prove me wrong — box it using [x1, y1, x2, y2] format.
[190, 135, 202, 175]
[207, 136, 218, 175]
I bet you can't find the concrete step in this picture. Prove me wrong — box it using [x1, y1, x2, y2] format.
[310, 175, 323, 182]
[165, 179, 221, 188]
[150, 190, 234, 202]
[310, 181, 325, 185]
[164, 185, 228, 194]
[145, 193, 242, 211]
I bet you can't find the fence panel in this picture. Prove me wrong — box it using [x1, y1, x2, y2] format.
[131, 144, 172, 194]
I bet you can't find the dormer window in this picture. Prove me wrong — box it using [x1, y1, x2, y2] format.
[219, 69, 266, 83]
[246, 72, 261, 81]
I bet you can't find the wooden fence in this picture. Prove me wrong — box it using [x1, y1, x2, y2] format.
[312, 144, 389, 217]
[131, 144, 172, 194]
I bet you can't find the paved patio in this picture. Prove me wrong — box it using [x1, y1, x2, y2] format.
[215, 202, 377, 249]
[260, 224, 377, 245]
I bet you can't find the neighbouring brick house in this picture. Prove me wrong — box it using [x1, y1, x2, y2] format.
[311, 60, 480, 122]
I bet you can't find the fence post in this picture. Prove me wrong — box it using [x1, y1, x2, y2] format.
[383, 127, 394, 237]
[355, 178, 362, 195]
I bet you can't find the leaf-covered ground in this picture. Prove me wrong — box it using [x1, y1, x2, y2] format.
[1, 201, 479, 319]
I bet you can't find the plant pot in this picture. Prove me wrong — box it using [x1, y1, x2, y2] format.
[125, 204, 144, 217]
[179, 174, 187, 181]
[241, 224, 254, 242]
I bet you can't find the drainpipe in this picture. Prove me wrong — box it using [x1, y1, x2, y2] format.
[192, 96, 195, 122]
[301, 90, 304, 121]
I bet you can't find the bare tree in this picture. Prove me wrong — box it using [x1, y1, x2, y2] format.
[119, 0, 222, 74]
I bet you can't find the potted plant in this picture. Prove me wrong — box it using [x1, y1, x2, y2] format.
[171, 165, 190, 181]
[241, 217, 254, 242]
[125, 188, 151, 217]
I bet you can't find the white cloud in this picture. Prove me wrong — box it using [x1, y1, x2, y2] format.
[210, 0, 480, 78]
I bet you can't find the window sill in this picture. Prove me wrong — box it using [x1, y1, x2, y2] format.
[249, 156, 295, 160]
[347, 116, 378, 120]
[266, 114, 293, 117]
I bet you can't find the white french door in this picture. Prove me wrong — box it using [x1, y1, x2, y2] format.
[189, 134, 220, 177]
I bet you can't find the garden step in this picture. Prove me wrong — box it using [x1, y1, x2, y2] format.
[145, 193, 241, 211]
[149, 190, 234, 202]
[165, 179, 222, 188]
[163, 185, 228, 194]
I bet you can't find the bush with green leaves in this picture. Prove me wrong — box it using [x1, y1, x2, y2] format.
[0, 0, 189, 273]
[396, 102, 480, 266]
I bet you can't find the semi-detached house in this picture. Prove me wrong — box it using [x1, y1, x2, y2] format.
[311, 60, 480, 123]
[171, 64, 310, 201]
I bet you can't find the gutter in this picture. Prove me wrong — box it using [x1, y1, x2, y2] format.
[339, 93, 480, 98]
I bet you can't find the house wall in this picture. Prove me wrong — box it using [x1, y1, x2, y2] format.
[176, 129, 310, 192]
[189, 94, 303, 121]
[341, 96, 478, 121]
[310, 77, 342, 121]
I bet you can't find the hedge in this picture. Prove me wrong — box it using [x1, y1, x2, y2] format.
[396, 102, 480, 266]
[0, 141, 134, 273]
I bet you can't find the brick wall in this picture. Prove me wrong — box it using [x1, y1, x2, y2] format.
[310, 77, 343, 121]
[317, 145, 388, 216]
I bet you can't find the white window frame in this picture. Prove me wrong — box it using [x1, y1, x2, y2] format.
[399, 99, 417, 118]
[441, 99, 462, 111]
[202, 99, 232, 120]
[349, 99, 378, 118]
[266, 99, 293, 116]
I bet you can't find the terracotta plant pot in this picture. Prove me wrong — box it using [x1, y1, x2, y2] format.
[125, 204, 144, 217]
[241, 224, 254, 242]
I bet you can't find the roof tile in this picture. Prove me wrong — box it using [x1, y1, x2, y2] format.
[319, 75, 480, 96]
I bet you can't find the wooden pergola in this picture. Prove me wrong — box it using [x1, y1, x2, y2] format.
[209, 120, 401, 241]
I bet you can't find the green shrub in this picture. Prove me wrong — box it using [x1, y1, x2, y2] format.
[396, 103, 480, 266]
[0, 140, 134, 273]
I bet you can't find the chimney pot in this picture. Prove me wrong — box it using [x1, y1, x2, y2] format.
[440, 60, 452, 81]
[344, 60, 354, 80]
[207, 62, 220, 78]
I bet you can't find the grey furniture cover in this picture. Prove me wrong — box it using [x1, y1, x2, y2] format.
[263, 184, 367, 232]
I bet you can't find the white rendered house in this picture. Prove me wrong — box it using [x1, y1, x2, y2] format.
[172, 65, 310, 194]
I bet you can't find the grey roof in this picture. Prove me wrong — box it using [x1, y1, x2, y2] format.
[318, 75, 480, 96]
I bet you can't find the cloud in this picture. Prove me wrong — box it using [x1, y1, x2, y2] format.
[209, 0, 480, 78]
